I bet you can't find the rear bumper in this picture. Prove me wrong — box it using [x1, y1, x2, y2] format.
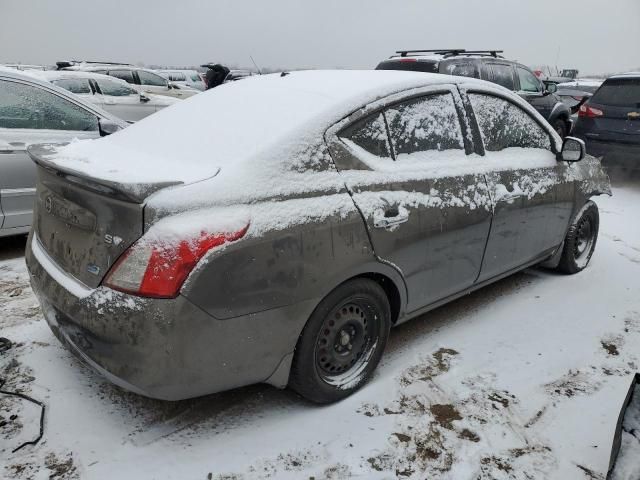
[26, 232, 314, 400]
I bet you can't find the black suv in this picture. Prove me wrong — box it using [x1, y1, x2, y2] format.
[376, 49, 572, 137]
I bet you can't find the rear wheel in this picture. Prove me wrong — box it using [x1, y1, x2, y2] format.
[289, 279, 391, 403]
[557, 201, 599, 274]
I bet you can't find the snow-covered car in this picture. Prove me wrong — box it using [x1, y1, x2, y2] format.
[25, 70, 611, 404]
[0, 67, 126, 238]
[157, 69, 206, 91]
[30, 71, 180, 123]
[60, 63, 199, 99]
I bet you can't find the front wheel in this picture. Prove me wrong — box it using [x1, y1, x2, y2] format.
[553, 119, 568, 138]
[557, 201, 600, 274]
[288, 279, 391, 403]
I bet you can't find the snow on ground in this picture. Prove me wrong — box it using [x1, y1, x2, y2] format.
[1, 184, 639, 480]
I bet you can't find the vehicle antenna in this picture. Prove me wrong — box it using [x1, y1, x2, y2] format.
[250, 56, 262, 75]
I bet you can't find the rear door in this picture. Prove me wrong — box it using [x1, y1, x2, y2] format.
[327, 87, 493, 312]
[585, 77, 640, 144]
[484, 62, 517, 92]
[0, 78, 100, 230]
[466, 91, 574, 281]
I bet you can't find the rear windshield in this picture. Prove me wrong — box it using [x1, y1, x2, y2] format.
[375, 60, 438, 74]
[590, 78, 640, 107]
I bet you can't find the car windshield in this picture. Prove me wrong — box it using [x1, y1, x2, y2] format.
[590, 78, 640, 107]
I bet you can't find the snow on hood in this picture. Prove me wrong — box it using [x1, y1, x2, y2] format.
[43, 70, 459, 190]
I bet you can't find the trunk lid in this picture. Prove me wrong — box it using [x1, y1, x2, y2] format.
[29, 145, 184, 288]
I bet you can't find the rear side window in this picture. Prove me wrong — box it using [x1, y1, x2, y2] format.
[0, 79, 98, 131]
[138, 70, 168, 87]
[590, 78, 640, 107]
[516, 67, 541, 93]
[385, 93, 464, 156]
[469, 93, 551, 151]
[487, 64, 515, 90]
[109, 70, 136, 84]
[53, 78, 92, 95]
[444, 62, 480, 79]
[375, 60, 439, 73]
[339, 113, 391, 159]
[96, 78, 138, 96]
[191, 74, 201, 82]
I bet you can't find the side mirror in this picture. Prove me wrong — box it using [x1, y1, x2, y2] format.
[559, 136, 585, 162]
[544, 82, 558, 95]
[139, 93, 150, 103]
[98, 118, 123, 137]
[168, 82, 179, 90]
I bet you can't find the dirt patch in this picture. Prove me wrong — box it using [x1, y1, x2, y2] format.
[399, 347, 459, 385]
[488, 391, 513, 409]
[576, 464, 605, 479]
[45, 453, 78, 479]
[429, 404, 462, 430]
[458, 428, 480, 442]
[601, 341, 619, 356]
[545, 370, 602, 398]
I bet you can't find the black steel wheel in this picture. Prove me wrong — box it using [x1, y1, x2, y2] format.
[289, 279, 391, 403]
[557, 201, 600, 274]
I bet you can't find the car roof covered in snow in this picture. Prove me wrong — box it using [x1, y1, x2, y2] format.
[42, 70, 512, 191]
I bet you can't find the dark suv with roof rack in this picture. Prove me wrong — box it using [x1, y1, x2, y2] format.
[376, 49, 572, 137]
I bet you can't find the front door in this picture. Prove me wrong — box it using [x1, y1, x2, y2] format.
[466, 91, 574, 281]
[327, 88, 493, 312]
[515, 65, 554, 120]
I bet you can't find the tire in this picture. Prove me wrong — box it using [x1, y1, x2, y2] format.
[557, 201, 599, 274]
[288, 279, 391, 404]
[553, 119, 568, 138]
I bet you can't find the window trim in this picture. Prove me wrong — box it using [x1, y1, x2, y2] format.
[464, 88, 558, 156]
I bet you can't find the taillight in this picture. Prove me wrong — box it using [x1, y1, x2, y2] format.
[578, 104, 603, 118]
[398, 58, 417, 63]
[104, 224, 249, 298]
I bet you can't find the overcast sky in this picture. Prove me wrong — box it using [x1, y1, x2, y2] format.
[2, 0, 638, 75]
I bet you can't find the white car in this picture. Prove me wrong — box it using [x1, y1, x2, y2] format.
[61, 63, 199, 99]
[158, 70, 205, 91]
[30, 71, 179, 123]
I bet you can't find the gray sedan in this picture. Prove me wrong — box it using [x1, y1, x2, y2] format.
[0, 68, 126, 237]
[25, 71, 611, 403]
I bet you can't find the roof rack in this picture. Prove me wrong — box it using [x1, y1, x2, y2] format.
[394, 49, 504, 59]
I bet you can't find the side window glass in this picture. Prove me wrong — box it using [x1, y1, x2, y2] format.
[0, 80, 98, 131]
[52, 78, 92, 95]
[97, 79, 138, 97]
[339, 113, 390, 159]
[138, 70, 168, 87]
[109, 70, 136, 84]
[517, 67, 541, 93]
[488, 64, 515, 90]
[444, 62, 480, 79]
[469, 93, 551, 152]
[385, 93, 464, 157]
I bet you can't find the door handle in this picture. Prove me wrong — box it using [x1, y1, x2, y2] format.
[373, 208, 409, 229]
